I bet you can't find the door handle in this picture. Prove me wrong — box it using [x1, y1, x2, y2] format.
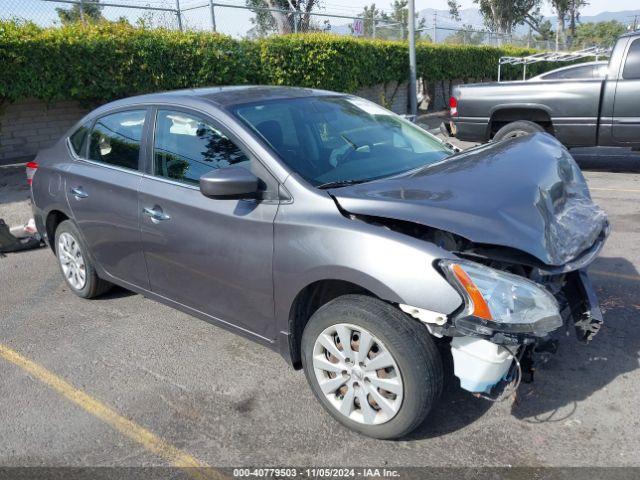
[143, 207, 171, 222]
[70, 187, 88, 199]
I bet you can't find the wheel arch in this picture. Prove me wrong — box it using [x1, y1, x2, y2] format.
[286, 279, 381, 370]
[45, 209, 70, 254]
[488, 107, 554, 139]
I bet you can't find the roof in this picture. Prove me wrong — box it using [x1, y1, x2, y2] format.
[529, 60, 608, 79]
[95, 86, 342, 114]
[619, 30, 640, 39]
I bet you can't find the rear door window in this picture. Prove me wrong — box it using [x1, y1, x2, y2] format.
[622, 39, 640, 79]
[69, 123, 90, 157]
[88, 110, 146, 170]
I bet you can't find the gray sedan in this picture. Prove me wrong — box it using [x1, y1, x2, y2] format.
[30, 86, 608, 439]
[529, 61, 609, 81]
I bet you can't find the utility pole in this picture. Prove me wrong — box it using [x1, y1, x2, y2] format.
[176, 0, 183, 31]
[79, 0, 85, 25]
[408, 0, 417, 117]
[433, 12, 437, 43]
[209, 0, 217, 32]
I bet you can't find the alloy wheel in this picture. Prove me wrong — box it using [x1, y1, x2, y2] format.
[57, 232, 87, 291]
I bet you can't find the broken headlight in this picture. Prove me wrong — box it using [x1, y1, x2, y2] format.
[439, 260, 562, 336]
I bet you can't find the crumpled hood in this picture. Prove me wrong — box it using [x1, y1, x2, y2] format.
[330, 133, 608, 267]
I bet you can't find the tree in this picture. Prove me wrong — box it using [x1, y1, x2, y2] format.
[381, 1, 427, 40]
[448, 0, 542, 37]
[56, 0, 104, 25]
[534, 19, 554, 41]
[351, 1, 426, 40]
[136, 9, 178, 30]
[444, 25, 486, 45]
[549, 0, 587, 49]
[352, 1, 426, 40]
[549, 0, 568, 48]
[246, 0, 321, 35]
[574, 20, 628, 48]
[350, 3, 382, 37]
[568, 0, 588, 40]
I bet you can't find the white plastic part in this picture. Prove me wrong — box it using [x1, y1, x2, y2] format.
[399, 304, 447, 325]
[450, 337, 515, 394]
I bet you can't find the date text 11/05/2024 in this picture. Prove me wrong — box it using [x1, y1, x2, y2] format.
[232, 468, 401, 477]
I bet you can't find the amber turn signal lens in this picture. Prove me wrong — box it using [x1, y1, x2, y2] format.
[451, 264, 493, 320]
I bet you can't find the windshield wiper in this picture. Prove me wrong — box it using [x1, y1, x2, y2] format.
[340, 134, 358, 150]
[316, 179, 368, 189]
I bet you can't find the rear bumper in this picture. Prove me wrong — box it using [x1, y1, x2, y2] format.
[32, 205, 47, 245]
[451, 117, 489, 142]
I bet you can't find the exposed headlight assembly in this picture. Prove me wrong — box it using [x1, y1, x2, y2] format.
[439, 260, 562, 336]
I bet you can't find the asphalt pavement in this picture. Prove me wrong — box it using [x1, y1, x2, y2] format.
[0, 145, 639, 469]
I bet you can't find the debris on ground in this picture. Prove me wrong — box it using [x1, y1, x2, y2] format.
[0, 218, 44, 255]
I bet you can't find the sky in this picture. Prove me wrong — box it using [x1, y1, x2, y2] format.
[3, 0, 640, 38]
[336, 0, 640, 17]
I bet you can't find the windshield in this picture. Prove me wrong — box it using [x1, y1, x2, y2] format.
[231, 96, 452, 187]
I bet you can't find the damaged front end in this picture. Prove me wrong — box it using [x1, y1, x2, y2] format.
[328, 134, 609, 397]
[435, 257, 605, 397]
[368, 216, 607, 398]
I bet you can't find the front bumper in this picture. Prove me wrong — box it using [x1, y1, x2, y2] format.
[562, 269, 603, 343]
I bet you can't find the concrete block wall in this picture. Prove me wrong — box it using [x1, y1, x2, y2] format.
[0, 100, 90, 162]
[355, 81, 408, 114]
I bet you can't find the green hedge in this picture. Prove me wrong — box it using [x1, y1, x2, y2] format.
[0, 20, 553, 105]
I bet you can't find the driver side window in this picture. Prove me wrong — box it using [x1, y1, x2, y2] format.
[153, 110, 251, 185]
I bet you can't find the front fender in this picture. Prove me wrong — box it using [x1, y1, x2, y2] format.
[273, 206, 464, 338]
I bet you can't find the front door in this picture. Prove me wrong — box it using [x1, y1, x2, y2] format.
[138, 108, 279, 340]
[65, 108, 150, 289]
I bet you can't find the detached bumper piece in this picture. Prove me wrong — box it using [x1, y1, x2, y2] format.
[562, 270, 604, 343]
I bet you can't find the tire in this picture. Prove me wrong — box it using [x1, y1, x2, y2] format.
[493, 120, 545, 142]
[301, 295, 443, 439]
[54, 220, 112, 299]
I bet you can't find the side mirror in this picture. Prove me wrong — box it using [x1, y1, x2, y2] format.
[199, 167, 259, 199]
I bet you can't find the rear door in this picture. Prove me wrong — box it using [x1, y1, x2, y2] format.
[138, 107, 279, 340]
[612, 38, 640, 144]
[65, 108, 150, 289]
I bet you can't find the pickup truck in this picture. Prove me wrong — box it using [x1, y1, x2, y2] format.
[448, 31, 640, 148]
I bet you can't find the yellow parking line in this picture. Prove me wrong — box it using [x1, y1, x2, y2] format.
[0, 343, 225, 480]
[590, 270, 640, 282]
[590, 187, 640, 193]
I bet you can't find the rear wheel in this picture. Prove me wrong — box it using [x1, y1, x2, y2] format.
[54, 220, 112, 299]
[493, 120, 545, 141]
[301, 295, 443, 439]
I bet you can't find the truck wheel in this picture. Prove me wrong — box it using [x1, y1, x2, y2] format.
[54, 220, 113, 299]
[301, 295, 443, 439]
[493, 120, 545, 141]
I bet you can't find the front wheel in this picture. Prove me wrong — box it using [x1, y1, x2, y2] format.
[301, 295, 443, 439]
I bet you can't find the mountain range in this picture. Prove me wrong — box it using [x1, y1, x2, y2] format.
[331, 8, 640, 42]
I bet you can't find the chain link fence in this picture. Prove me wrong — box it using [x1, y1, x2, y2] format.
[1, 0, 560, 49]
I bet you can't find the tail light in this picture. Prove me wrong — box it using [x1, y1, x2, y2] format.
[26, 161, 38, 186]
[449, 97, 458, 117]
